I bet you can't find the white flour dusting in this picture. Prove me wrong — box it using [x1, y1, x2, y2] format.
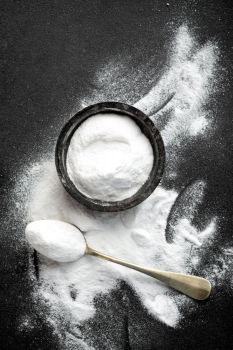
[14, 24, 227, 348]
[203, 247, 233, 287]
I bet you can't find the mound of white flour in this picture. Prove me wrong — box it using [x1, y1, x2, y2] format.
[67, 113, 153, 201]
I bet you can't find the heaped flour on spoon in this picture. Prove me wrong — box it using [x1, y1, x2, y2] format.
[25, 220, 86, 262]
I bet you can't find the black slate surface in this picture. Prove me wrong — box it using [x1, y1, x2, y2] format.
[1, 0, 233, 349]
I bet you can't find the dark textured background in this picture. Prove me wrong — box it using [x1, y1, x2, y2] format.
[1, 0, 233, 349]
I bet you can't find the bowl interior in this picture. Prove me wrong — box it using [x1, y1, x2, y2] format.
[55, 102, 165, 212]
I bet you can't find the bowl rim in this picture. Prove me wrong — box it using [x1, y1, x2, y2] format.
[55, 101, 165, 212]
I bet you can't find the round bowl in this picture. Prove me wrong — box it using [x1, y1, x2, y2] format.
[55, 101, 165, 212]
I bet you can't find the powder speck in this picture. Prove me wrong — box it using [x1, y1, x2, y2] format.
[189, 116, 208, 136]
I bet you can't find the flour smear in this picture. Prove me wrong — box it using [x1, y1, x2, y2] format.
[13, 25, 232, 349]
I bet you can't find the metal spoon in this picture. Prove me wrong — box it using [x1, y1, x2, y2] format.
[85, 245, 211, 300]
[26, 220, 211, 300]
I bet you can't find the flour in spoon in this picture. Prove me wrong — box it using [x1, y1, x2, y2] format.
[26, 220, 86, 262]
[67, 113, 153, 201]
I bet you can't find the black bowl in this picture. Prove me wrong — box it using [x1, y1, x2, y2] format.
[55, 102, 165, 212]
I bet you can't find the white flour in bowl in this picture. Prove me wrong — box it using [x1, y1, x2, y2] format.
[67, 113, 153, 201]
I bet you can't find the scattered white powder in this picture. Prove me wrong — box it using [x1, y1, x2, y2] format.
[189, 116, 208, 136]
[25, 220, 86, 262]
[28, 162, 215, 329]
[203, 247, 233, 287]
[14, 24, 224, 348]
[135, 26, 217, 148]
[67, 113, 153, 201]
[151, 295, 179, 327]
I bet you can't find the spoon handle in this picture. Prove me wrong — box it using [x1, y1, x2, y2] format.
[86, 246, 211, 300]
